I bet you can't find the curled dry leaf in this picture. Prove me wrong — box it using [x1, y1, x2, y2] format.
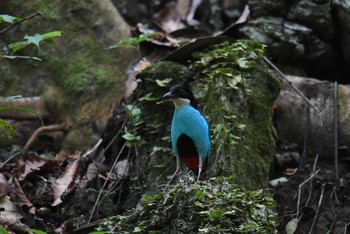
[13, 178, 35, 214]
[0, 173, 9, 198]
[52, 159, 80, 206]
[17, 154, 59, 181]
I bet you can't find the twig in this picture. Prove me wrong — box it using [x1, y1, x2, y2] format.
[334, 81, 339, 179]
[23, 123, 67, 154]
[87, 103, 134, 223]
[0, 151, 21, 169]
[328, 186, 338, 233]
[0, 12, 43, 35]
[309, 183, 326, 234]
[262, 56, 323, 126]
[299, 104, 310, 170]
[297, 168, 320, 219]
[88, 142, 127, 223]
[304, 154, 320, 208]
[345, 222, 350, 234]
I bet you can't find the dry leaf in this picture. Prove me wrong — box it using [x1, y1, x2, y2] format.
[86, 162, 98, 182]
[0, 196, 23, 225]
[13, 178, 35, 214]
[17, 154, 58, 181]
[52, 159, 80, 206]
[114, 159, 129, 178]
[0, 173, 9, 198]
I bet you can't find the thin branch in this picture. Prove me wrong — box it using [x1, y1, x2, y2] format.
[309, 183, 326, 234]
[262, 56, 323, 126]
[88, 142, 127, 223]
[304, 154, 320, 208]
[23, 123, 67, 154]
[0, 12, 43, 35]
[299, 104, 310, 170]
[334, 81, 339, 179]
[297, 168, 320, 219]
[0, 151, 21, 169]
[328, 186, 338, 233]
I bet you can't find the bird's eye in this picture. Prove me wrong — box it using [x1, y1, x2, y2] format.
[179, 89, 184, 93]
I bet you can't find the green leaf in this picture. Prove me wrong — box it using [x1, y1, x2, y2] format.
[25, 229, 47, 234]
[24, 34, 43, 48]
[155, 78, 172, 87]
[194, 190, 205, 199]
[7, 41, 30, 54]
[109, 33, 156, 49]
[139, 93, 159, 101]
[0, 119, 16, 139]
[0, 14, 22, 24]
[194, 201, 204, 207]
[41, 31, 63, 40]
[0, 55, 41, 60]
[0, 106, 44, 126]
[208, 209, 224, 220]
[237, 58, 250, 69]
[0, 225, 9, 234]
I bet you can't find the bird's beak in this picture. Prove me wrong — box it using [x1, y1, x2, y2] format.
[163, 92, 174, 99]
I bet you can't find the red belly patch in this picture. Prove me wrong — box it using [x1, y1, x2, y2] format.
[180, 156, 207, 173]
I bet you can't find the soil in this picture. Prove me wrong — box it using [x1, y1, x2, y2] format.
[273, 156, 350, 233]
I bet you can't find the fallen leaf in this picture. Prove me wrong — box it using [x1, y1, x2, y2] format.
[0, 196, 23, 225]
[17, 154, 58, 181]
[114, 159, 129, 178]
[52, 159, 80, 206]
[13, 178, 35, 214]
[0, 173, 9, 198]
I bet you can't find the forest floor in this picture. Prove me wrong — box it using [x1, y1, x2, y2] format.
[273, 154, 350, 233]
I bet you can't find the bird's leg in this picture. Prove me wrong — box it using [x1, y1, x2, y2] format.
[197, 157, 203, 182]
[164, 156, 180, 191]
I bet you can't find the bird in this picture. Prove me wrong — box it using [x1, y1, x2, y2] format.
[163, 85, 211, 186]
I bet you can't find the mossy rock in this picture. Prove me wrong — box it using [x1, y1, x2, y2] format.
[97, 177, 277, 233]
[0, 0, 137, 149]
[128, 40, 280, 191]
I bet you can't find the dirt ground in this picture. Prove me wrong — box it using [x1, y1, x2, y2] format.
[273, 156, 350, 233]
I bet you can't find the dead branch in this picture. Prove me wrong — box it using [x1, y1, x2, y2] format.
[263, 56, 323, 124]
[23, 123, 67, 154]
[297, 167, 320, 219]
[88, 142, 127, 223]
[309, 183, 326, 234]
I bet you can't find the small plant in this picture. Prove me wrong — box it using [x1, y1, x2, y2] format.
[0, 13, 61, 139]
[108, 33, 157, 49]
[0, 14, 62, 60]
[0, 96, 43, 139]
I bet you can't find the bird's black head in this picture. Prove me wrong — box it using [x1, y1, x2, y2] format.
[163, 85, 198, 109]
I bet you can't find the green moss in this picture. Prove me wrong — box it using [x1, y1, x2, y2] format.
[97, 177, 277, 233]
[132, 40, 280, 190]
[191, 40, 280, 189]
